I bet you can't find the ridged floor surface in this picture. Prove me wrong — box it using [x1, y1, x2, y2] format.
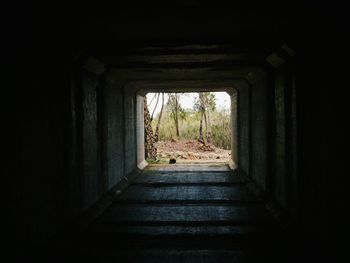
[52, 164, 295, 262]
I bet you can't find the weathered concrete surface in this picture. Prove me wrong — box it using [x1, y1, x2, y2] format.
[81, 69, 100, 209]
[104, 77, 124, 189]
[231, 90, 238, 165]
[48, 164, 295, 262]
[132, 171, 242, 184]
[96, 203, 273, 223]
[274, 65, 288, 207]
[136, 94, 146, 166]
[288, 71, 298, 219]
[238, 84, 250, 175]
[7, 5, 347, 262]
[145, 163, 231, 172]
[88, 224, 271, 236]
[124, 89, 137, 175]
[118, 185, 258, 202]
[248, 70, 269, 191]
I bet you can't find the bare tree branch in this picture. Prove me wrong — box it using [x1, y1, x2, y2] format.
[147, 93, 157, 107]
[150, 93, 160, 121]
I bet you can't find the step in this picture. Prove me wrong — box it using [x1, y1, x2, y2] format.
[117, 185, 258, 202]
[95, 204, 274, 224]
[133, 172, 242, 184]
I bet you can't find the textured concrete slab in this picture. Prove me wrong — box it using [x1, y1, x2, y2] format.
[118, 185, 257, 202]
[145, 163, 231, 172]
[68, 164, 284, 263]
[83, 249, 245, 263]
[88, 224, 276, 237]
[96, 204, 273, 224]
[133, 172, 242, 184]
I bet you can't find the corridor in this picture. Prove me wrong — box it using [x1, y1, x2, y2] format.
[6, 2, 347, 262]
[57, 164, 293, 262]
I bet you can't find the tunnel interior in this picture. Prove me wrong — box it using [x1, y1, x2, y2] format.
[6, 2, 348, 262]
[71, 51, 296, 214]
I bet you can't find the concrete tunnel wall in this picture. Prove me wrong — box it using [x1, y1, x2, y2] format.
[239, 57, 299, 221]
[8, 52, 297, 251]
[80, 69, 100, 209]
[123, 88, 137, 175]
[104, 77, 124, 189]
[42, 62, 278, 247]
[237, 82, 250, 176]
[230, 90, 238, 167]
[271, 58, 298, 219]
[232, 69, 271, 195]
[73, 69, 245, 207]
[6, 4, 348, 258]
[4, 33, 337, 255]
[8, 49, 344, 256]
[77, 63, 293, 221]
[249, 70, 269, 192]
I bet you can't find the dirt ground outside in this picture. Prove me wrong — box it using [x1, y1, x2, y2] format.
[153, 139, 231, 164]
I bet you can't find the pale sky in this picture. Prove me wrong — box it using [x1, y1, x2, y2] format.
[146, 92, 231, 115]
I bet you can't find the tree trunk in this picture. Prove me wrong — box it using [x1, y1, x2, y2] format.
[155, 93, 164, 142]
[175, 94, 180, 137]
[207, 109, 211, 143]
[144, 96, 157, 160]
[199, 109, 204, 142]
[203, 109, 208, 144]
[198, 92, 206, 143]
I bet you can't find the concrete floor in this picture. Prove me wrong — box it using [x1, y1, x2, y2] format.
[51, 164, 295, 262]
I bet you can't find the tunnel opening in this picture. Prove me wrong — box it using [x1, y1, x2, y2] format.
[8, 2, 349, 261]
[135, 88, 238, 171]
[143, 91, 233, 165]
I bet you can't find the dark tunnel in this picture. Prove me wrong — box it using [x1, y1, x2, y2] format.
[4, 1, 348, 262]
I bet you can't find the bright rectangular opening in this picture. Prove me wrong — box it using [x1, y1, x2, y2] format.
[143, 91, 237, 166]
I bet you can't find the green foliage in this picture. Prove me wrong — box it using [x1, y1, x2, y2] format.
[210, 109, 231, 150]
[152, 108, 231, 149]
[167, 93, 187, 120]
[146, 158, 160, 164]
[193, 92, 216, 111]
[165, 93, 187, 137]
